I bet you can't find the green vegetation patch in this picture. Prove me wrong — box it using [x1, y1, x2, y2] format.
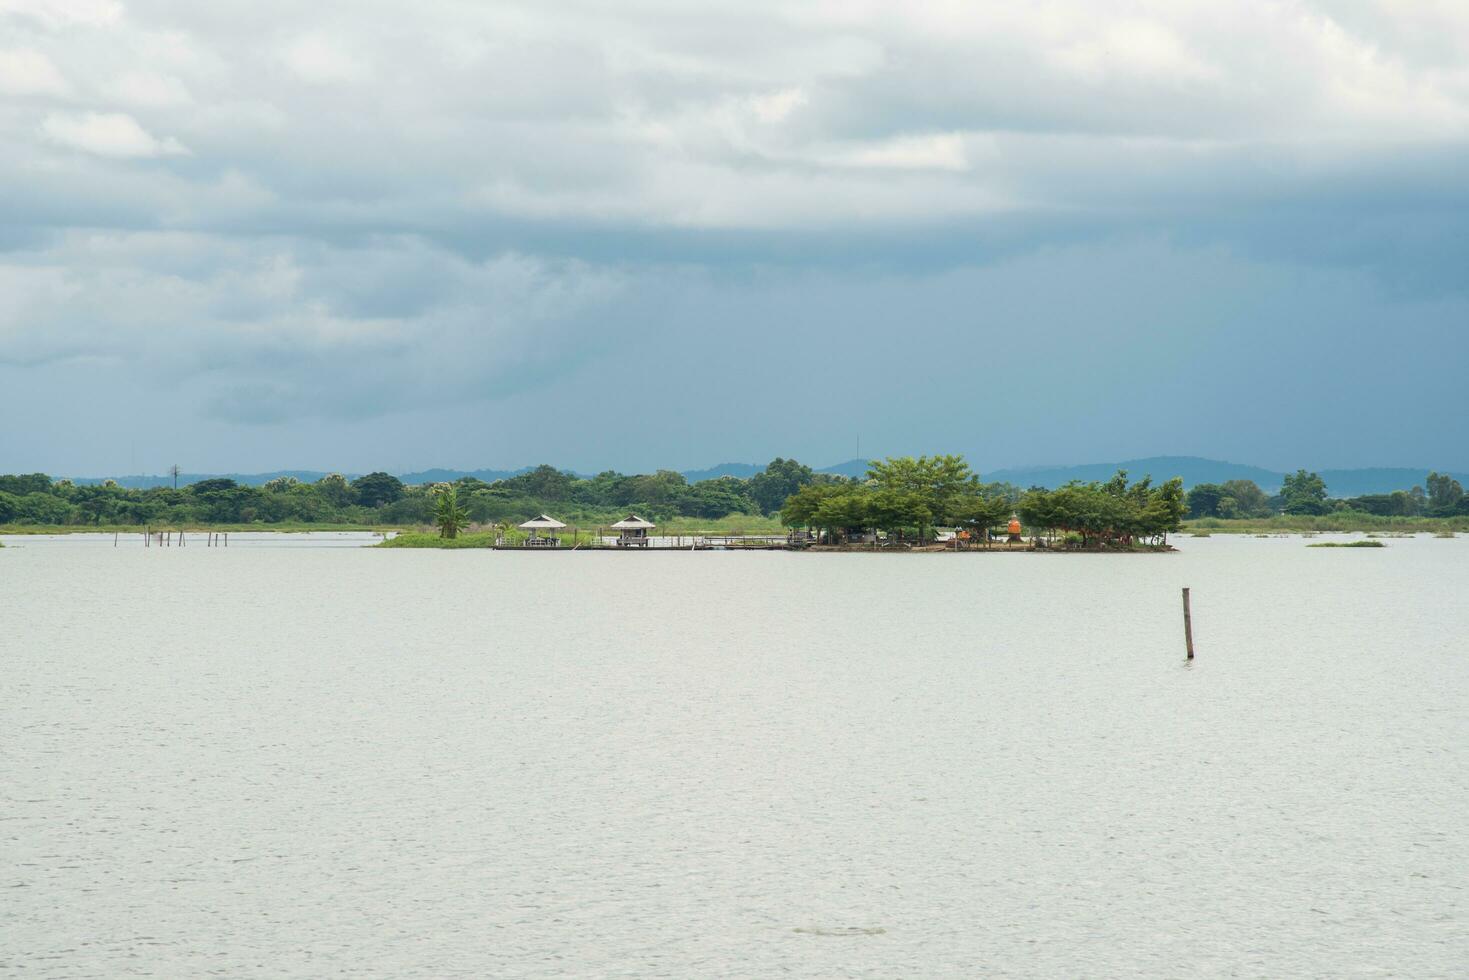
[1307, 540, 1386, 548]
[376, 531, 496, 549]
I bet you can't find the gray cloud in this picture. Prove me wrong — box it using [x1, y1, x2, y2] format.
[1, 0, 1466, 472]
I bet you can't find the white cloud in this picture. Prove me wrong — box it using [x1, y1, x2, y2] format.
[41, 111, 189, 158]
[0, 47, 68, 95]
[748, 87, 807, 123]
[834, 132, 969, 172]
[1049, 20, 1220, 82]
[0, 0, 121, 29]
[110, 70, 191, 108]
[281, 34, 366, 84]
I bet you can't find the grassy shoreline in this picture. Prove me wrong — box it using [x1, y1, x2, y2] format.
[0, 522, 397, 535]
[5, 512, 1464, 542]
[0, 514, 786, 537]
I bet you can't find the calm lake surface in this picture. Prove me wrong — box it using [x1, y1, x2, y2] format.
[4, 534, 1466, 977]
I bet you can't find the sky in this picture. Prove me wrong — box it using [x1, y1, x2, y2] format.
[1, 0, 1467, 477]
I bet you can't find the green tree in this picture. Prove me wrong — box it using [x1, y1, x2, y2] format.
[0, 490, 20, 524]
[432, 484, 470, 539]
[867, 488, 932, 540]
[682, 477, 756, 519]
[1280, 469, 1329, 515]
[951, 493, 1011, 537]
[315, 473, 354, 507]
[0, 474, 53, 496]
[1220, 479, 1272, 518]
[352, 471, 405, 508]
[781, 483, 851, 528]
[506, 464, 577, 501]
[812, 489, 873, 539]
[866, 454, 979, 537]
[1186, 483, 1225, 518]
[1426, 472, 1464, 517]
[748, 457, 814, 514]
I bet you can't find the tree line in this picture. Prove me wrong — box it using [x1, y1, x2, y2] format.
[0, 460, 829, 528]
[2, 461, 1464, 530]
[1186, 470, 1469, 519]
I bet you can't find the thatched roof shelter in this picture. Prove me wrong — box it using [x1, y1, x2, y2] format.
[519, 514, 567, 530]
[610, 514, 655, 547]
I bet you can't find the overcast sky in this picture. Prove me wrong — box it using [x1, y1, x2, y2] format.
[2, 0, 1466, 476]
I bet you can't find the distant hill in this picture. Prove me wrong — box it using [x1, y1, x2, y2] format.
[61, 456, 1466, 496]
[816, 459, 872, 478]
[76, 470, 340, 489]
[985, 457, 1468, 496]
[680, 462, 767, 482]
[397, 467, 529, 485]
[987, 456, 1285, 492]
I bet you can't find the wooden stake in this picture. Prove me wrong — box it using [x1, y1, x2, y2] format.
[1182, 587, 1195, 660]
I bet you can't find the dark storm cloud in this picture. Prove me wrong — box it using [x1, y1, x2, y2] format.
[1, 0, 1466, 472]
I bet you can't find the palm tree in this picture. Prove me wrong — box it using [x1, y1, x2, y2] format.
[432, 484, 469, 539]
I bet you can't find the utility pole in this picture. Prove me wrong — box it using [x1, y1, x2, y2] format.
[170, 464, 181, 490]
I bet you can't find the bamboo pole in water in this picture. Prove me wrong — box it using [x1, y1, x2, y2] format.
[1183, 587, 1195, 660]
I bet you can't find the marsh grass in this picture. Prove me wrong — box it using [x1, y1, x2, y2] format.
[376, 532, 497, 549]
[1307, 540, 1386, 548]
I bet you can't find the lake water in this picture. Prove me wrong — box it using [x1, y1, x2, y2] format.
[4, 534, 1466, 977]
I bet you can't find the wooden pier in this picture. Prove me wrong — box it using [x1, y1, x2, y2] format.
[491, 534, 790, 551]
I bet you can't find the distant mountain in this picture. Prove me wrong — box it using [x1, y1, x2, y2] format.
[396, 467, 530, 485]
[61, 456, 1466, 496]
[77, 470, 340, 489]
[985, 456, 1469, 496]
[816, 459, 872, 478]
[987, 456, 1285, 492]
[680, 462, 767, 482]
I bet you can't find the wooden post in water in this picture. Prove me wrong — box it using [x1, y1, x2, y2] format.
[1182, 587, 1195, 660]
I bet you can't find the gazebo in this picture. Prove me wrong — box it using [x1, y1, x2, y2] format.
[518, 514, 567, 547]
[610, 514, 655, 548]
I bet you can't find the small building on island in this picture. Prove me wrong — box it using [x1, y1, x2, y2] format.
[610, 514, 655, 548]
[518, 514, 567, 547]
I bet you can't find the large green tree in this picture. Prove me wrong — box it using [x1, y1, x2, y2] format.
[315, 473, 354, 507]
[1281, 469, 1329, 515]
[748, 457, 815, 514]
[867, 454, 978, 527]
[352, 471, 405, 508]
[1221, 479, 1272, 518]
[1426, 472, 1464, 517]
